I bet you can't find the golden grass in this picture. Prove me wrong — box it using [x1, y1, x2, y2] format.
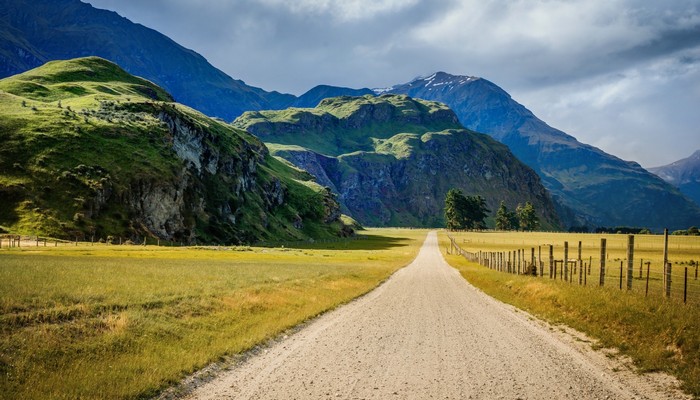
[0, 229, 426, 399]
[438, 231, 700, 398]
[448, 231, 700, 303]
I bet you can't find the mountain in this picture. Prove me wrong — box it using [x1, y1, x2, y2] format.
[234, 94, 560, 228]
[0, 57, 351, 243]
[0, 0, 298, 121]
[386, 72, 700, 231]
[291, 85, 374, 108]
[649, 150, 700, 207]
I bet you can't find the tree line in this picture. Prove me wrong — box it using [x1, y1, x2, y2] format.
[444, 189, 539, 231]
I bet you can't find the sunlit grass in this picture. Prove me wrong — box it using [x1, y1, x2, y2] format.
[448, 230, 700, 303]
[0, 228, 426, 399]
[438, 231, 700, 398]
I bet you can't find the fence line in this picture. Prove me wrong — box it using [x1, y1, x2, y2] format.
[447, 232, 700, 305]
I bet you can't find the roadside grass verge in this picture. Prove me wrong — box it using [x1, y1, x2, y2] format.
[0, 228, 426, 400]
[437, 232, 699, 398]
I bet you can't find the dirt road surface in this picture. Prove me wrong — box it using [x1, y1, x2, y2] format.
[182, 231, 688, 400]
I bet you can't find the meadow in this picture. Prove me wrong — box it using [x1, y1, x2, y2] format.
[0, 229, 427, 400]
[439, 231, 700, 397]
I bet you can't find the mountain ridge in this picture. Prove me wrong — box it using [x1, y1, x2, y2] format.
[649, 150, 700, 207]
[385, 72, 700, 231]
[0, 0, 296, 120]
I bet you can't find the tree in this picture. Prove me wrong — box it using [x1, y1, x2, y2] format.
[496, 201, 519, 231]
[463, 195, 490, 229]
[516, 201, 539, 231]
[444, 189, 490, 230]
[495, 201, 509, 230]
[444, 189, 466, 230]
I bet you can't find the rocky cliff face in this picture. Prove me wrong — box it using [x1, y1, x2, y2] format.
[0, 57, 347, 243]
[235, 95, 560, 228]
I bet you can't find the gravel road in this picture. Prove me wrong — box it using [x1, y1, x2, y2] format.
[182, 231, 688, 400]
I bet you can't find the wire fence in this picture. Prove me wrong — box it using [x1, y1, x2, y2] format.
[447, 231, 700, 305]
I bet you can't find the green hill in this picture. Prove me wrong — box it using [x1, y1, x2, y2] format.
[234, 95, 560, 228]
[0, 57, 351, 243]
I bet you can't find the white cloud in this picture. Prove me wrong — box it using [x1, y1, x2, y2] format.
[257, 0, 420, 21]
[515, 48, 700, 167]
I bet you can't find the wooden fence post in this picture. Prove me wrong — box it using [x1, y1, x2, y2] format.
[600, 238, 606, 286]
[684, 266, 688, 304]
[564, 241, 569, 281]
[627, 235, 634, 290]
[645, 262, 650, 297]
[665, 262, 672, 298]
[549, 245, 554, 278]
[619, 261, 623, 290]
[663, 228, 669, 289]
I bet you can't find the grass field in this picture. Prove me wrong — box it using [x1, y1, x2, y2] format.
[0, 229, 427, 400]
[439, 231, 700, 398]
[447, 231, 700, 304]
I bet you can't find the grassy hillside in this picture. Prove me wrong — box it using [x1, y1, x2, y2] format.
[235, 94, 460, 156]
[0, 57, 349, 243]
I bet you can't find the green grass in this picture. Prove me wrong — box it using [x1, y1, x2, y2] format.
[234, 94, 460, 157]
[439, 231, 700, 398]
[0, 229, 426, 400]
[0, 57, 352, 243]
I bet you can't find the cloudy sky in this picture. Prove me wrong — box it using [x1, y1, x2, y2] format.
[87, 0, 700, 168]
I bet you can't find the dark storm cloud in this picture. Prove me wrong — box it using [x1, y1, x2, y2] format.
[85, 0, 700, 167]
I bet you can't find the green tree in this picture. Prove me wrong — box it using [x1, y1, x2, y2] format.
[496, 201, 519, 231]
[495, 201, 510, 230]
[463, 195, 490, 229]
[444, 189, 467, 230]
[445, 190, 490, 230]
[516, 201, 539, 231]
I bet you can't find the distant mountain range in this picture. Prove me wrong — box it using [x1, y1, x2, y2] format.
[384, 72, 700, 231]
[234, 95, 560, 228]
[649, 150, 700, 207]
[0, 57, 350, 242]
[2, 0, 698, 231]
